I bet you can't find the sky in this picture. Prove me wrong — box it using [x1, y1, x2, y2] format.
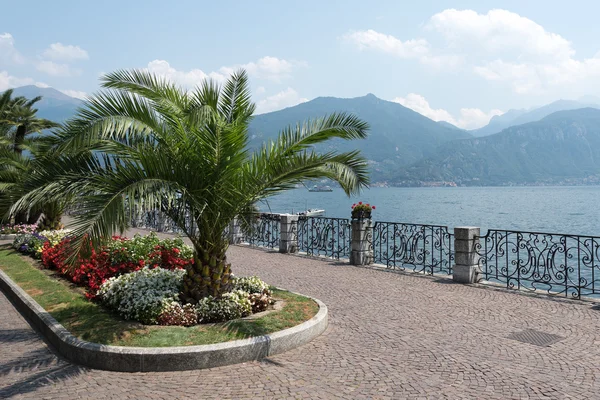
[2, 0, 600, 129]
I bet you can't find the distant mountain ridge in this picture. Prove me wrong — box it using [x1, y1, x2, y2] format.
[396, 108, 600, 186]
[471, 99, 600, 137]
[7, 85, 600, 187]
[5, 85, 82, 122]
[250, 93, 472, 180]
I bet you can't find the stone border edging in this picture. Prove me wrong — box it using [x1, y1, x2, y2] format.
[0, 234, 16, 240]
[0, 268, 328, 372]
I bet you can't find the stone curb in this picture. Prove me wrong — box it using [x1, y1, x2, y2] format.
[0, 269, 328, 372]
[0, 234, 17, 240]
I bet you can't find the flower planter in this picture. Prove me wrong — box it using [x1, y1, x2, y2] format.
[0, 268, 328, 372]
[351, 211, 371, 220]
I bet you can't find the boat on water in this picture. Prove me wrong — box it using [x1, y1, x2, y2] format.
[296, 209, 325, 217]
[308, 185, 333, 192]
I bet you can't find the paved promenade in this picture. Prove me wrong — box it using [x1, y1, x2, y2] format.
[2, 242, 600, 399]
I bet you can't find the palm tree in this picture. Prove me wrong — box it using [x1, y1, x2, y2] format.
[14, 69, 369, 301]
[0, 93, 59, 155]
[0, 90, 60, 224]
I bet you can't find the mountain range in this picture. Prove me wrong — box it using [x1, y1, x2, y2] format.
[10, 86, 82, 122]
[249, 94, 471, 176]
[5, 85, 600, 186]
[471, 99, 600, 137]
[395, 108, 600, 186]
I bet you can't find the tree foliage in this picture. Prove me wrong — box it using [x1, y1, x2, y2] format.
[14, 69, 370, 300]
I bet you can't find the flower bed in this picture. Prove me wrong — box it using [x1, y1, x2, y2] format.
[98, 269, 273, 326]
[11, 231, 276, 326]
[0, 224, 37, 235]
[0, 248, 320, 350]
[13, 229, 71, 258]
[13, 232, 193, 300]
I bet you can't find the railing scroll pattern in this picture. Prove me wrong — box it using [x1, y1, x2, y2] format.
[372, 222, 454, 275]
[242, 213, 281, 249]
[477, 230, 600, 299]
[297, 217, 351, 259]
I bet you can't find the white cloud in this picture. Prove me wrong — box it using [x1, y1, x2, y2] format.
[427, 9, 573, 61]
[457, 108, 504, 130]
[255, 88, 308, 114]
[345, 9, 600, 95]
[241, 56, 295, 81]
[146, 59, 223, 88]
[60, 89, 87, 99]
[219, 56, 300, 82]
[474, 57, 600, 94]
[36, 60, 82, 77]
[255, 86, 266, 95]
[0, 70, 35, 91]
[42, 42, 89, 61]
[344, 29, 430, 59]
[393, 93, 455, 123]
[0, 33, 25, 64]
[343, 29, 462, 70]
[426, 9, 600, 95]
[145, 56, 302, 89]
[392, 93, 503, 129]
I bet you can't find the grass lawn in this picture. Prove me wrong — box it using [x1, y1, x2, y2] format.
[0, 246, 319, 347]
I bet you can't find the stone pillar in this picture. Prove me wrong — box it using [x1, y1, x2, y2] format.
[279, 214, 299, 253]
[350, 219, 373, 265]
[156, 211, 165, 232]
[228, 217, 244, 245]
[131, 207, 142, 228]
[453, 226, 482, 283]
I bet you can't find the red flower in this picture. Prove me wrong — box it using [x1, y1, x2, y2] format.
[372, 206, 376, 210]
[358, 201, 362, 205]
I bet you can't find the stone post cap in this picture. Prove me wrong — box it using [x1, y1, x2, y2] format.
[454, 226, 481, 240]
[280, 214, 299, 222]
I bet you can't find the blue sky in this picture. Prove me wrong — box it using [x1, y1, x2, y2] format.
[2, 0, 600, 129]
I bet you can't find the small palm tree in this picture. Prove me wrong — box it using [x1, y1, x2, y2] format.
[15, 69, 369, 301]
[0, 90, 60, 224]
[0, 91, 59, 155]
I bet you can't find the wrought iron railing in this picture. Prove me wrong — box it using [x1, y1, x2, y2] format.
[297, 216, 351, 259]
[121, 208, 600, 301]
[130, 209, 197, 236]
[241, 213, 281, 249]
[477, 230, 600, 299]
[372, 222, 454, 275]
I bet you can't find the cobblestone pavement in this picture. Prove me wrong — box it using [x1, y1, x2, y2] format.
[2, 242, 600, 399]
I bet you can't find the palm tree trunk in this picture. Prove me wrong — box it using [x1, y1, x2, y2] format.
[37, 201, 63, 230]
[181, 244, 232, 303]
[14, 124, 26, 156]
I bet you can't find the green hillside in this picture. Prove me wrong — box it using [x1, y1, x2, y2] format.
[250, 94, 472, 180]
[396, 108, 600, 186]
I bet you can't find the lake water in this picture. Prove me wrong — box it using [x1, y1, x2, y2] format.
[258, 186, 600, 237]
